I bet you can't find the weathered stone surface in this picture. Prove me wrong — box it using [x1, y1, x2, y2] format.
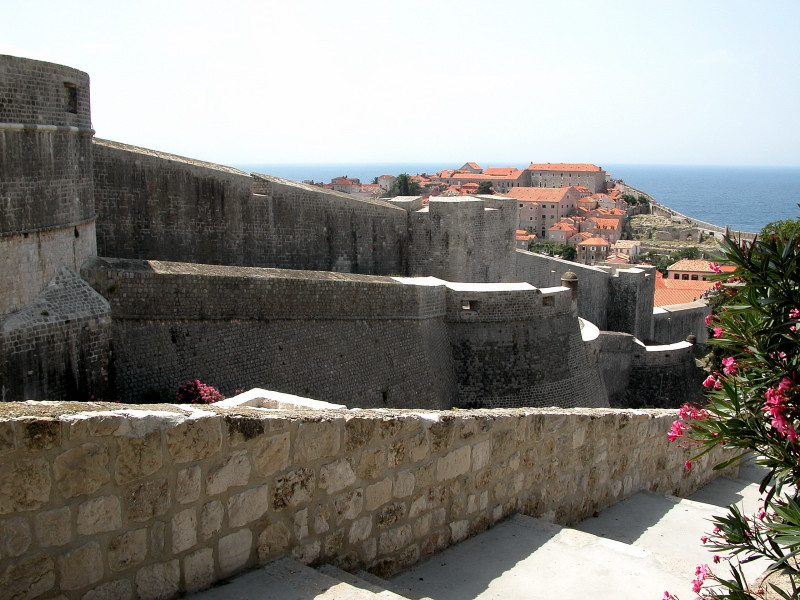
[58, 542, 103, 590]
[176, 465, 201, 504]
[257, 522, 290, 561]
[387, 440, 406, 467]
[0, 554, 54, 600]
[437, 445, 471, 481]
[349, 516, 372, 544]
[471, 439, 492, 471]
[394, 471, 415, 498]
[273, 468, 314, 509]
[184, 547, 214, 593]
[294, 421, 339, 463]
[366, 478, 392, 511]
[378, 524, 412, 555]
[199, 500, 223, 541]
[53, 443, 110, 498]
[0, 421, 16, 455]
[292, 540, 320, 564]
[377, 502, 407, 529]
[324, 528, 344, 555]
[253, 432, 290, 476]
[125, 479, 169, 521]
[135, 560, 180, 600]
[165, 417, 222, 463]
[218, 529, 252, 576]
[429, 419, 455, 452]
[68, 414, 121, 441]
[449, 519, 469, 543]
[319, 458, 356, 494]
[0, 458, 51, 513]
[18, 418, 61, 450]
[0, 516, 31, 558]
[314, 505, 330, 534]
[171, 508, 197, 554]
[115, 432, 162, 485]
[206, 451, 251, 496]
[413, 512, 432, 538]
[108, 528, 147, 572]
[228, 484, 269, 528]
[77, 495, 121, 535]
[293, 508, 308, 539]
[35, 507, 71, 547]
[345, 418, 375, 452]
[357, 447, 385, 480]
[81, 579, 134, 600]
[407, 433, 429, 463]
[333, 489, 363, 525]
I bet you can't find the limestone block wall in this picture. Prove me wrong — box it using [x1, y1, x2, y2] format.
[0, 402, 733, 600]
[0, 268, 111, 402]
[607, 266, 656, 342]
[81, 258, 458, 408]
[445, 285, 608, 408]
[93, 142, 409, 276]
[0, 56, 95, 315]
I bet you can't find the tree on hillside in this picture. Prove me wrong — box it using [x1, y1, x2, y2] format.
[390, 173, 421, 197]
[759, 209, 800, 242]
[476, 181, 493, 195]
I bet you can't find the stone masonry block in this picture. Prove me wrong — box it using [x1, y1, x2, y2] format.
[257, 522, 290, 561]
[294, 421, 340, 463]
[199, 501, 223, 541]
[206, 450, 251, 496]
[273, 468, 314, 510]
[437, 445, 471, 481]
[176, 465, 201, 505]
[333, 489, 363, 525]
[227, 484, 269, 528]
[82, 579, 134, 600]
[0, 517, 31, 559]
[135, 560, 180, 600]
[365, 478, 392, 512]
[253, 432, 290, 476]
[0, 554, 55, 600]
[165, 417, 222, 463]
[108, 528, 147, 572]
[171, 508, 197, 554]
[218, 529, 252, 576]
[319, 458, 356, 494]
[34, 507, 71, 547]
[125, 479, 169, 522]
[115, 431, 162, 485]
[77, 495, 122, 535]
[471, 439, 492, 472]
[53, 443, 110, 499]
[58, 542, 103, 590]
[0, 457, 51, 513]
[183, 547, 215, 593]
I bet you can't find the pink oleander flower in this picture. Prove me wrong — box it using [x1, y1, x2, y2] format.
[702, 375, 718, 389]
[663, 592, 677, 600]
[722, 357, 737, 375]
[790, 308, 800, 319]
[713, 554, 720, 563]
[701, 535, 708, 543]
[704, 314, 714, 325]
[668, 420, 688, 441]
[685, 460, 692, 471]
[713, 326, 723, 338]
[708, 262, 723, 274]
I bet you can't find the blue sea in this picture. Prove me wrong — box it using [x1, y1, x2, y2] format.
[234, 163, 800, 234]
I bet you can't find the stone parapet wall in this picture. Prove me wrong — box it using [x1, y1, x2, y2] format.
[653, 302, 711, 346]
[0, 402, 733, 600]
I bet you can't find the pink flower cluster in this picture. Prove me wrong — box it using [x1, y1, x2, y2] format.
[175, 379, 225, 404]
[708, 262, 723, 274]
[692, 564, 710, 594]
[668, 404, 709, 444]
[702, 375, 722, 389]
[762, 377, 797, 442]
[721, 357, 737, 375]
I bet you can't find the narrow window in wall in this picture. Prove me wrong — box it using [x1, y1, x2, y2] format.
[64, 82, 78, 113]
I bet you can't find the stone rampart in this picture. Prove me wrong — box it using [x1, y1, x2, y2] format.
[653, 301, 711, 346]
[623, 341, 704, 409]
[0, 402, 733, 600]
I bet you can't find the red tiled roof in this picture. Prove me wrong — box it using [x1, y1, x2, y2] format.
[503, 187, 574, 202]
[577, 237, 610, 246]
[667, 260, 736, 274]
[527, 163, 603, 172]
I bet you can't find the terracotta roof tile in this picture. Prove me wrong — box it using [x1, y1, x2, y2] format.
[527, 163, 603, 172]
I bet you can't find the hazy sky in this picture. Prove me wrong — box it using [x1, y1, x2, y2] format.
[3, 0, 798, 166]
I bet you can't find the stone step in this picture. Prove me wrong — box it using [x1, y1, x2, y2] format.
[390, 513, 699, 599]
[574, 490, 767, 584]
[188, 557, 390, 600]
[317, 565, 413, 599]
[353, 569, 434, 600]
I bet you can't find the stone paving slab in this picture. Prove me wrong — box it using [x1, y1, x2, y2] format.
[188, 558, 386, 600]
[390, 514, 697, 599]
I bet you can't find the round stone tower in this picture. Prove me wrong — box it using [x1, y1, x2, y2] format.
[0, 55, 96, 315]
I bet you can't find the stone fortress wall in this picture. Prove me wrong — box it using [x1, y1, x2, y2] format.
[0, 403, 733, 600]
[1, 53, 703, 411]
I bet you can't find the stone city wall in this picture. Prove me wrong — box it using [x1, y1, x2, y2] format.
[653, 301, 711, 346]
[0, 402, 733, 600]
[81, 258, 458, 408]
[623, 341, 705, 409]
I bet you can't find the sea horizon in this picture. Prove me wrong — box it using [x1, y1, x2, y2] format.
[233, 162, 800, 234]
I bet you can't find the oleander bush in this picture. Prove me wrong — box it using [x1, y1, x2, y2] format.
[175, 379, 225, 404]
[667, 226, 800, 599]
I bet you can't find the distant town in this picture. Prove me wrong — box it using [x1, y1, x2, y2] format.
[311, 161, 729, 308]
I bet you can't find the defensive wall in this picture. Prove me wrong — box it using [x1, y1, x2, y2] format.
[81, 258, 606, 410]
[0, 402, 734, 600]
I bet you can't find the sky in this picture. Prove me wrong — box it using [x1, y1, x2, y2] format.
[3, 0, 799, 167]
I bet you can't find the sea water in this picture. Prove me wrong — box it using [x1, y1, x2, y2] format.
[234, 163, 800, 234]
